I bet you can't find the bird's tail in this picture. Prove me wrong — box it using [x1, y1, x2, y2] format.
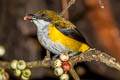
[79, 44, 90, 53]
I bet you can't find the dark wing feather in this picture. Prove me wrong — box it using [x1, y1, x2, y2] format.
[55, 25, 87, 44]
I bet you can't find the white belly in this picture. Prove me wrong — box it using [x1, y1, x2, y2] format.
[33, 20, 72, 54]
[37, 26, 70, 55]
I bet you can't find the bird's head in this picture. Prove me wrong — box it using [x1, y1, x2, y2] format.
[24, 10, 74, 29]
[24, 10, 63, 28]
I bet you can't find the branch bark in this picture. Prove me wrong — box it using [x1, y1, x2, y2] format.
[0, 49, 120, 71]
[61, 0, 69, 19]
[70, 48, 120, 71]
[60, 0, 76, 17]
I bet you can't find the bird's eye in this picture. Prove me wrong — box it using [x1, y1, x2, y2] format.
[41, 14, 46, 17]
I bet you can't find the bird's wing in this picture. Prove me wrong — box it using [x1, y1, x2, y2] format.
[55, 25, 87, 44]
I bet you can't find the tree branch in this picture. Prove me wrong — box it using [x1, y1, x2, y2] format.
[0, 49, 120, 80]
[60, 0, 76, 17]
[61, 0, 69, 19]
[69, 62, 80, 80]
[0, 49, 120, 71]
[70, 48, 120, 71]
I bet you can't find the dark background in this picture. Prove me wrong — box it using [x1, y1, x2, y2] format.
[0, 0, 120, 80]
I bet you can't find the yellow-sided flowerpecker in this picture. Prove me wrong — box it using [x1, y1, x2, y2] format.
[24, 10, 89, 56]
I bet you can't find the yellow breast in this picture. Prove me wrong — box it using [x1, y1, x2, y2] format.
[49, 24, 89, 52]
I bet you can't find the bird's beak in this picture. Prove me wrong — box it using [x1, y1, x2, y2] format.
[24, 14, 37, 21]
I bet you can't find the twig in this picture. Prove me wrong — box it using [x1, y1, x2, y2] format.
[0, 61, 10, 69]
[0, 49, 120, 71]
[69, 62, 80, 80]
[26, 50, 51, 68]
[0, 52, 51, 69]
[61, 0, 69, 19]
[60, 0, 105, 17]
[60, 0, 76, 17]
[70, 48, 120, 71]
[0, 48, 120, 80]
[98, 0, 104, 8]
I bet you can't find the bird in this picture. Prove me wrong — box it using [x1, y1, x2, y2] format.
[24, 10, 89, 56]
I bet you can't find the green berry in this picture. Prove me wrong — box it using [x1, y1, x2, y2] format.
[4, 72, 9, 80]
[54, 59, 62, 68]
[0, 46, 5, 57]
[0, 72, 4, 80]
[22, 69, 31, 78]
[14, 69, 21, 77]
[60, 73, 69, 80]
[0, 72, 9, 80]
[17, 60, 26, 70]
[10, 60, 18, 69]
[0, 67, 5, 73]
[21, 74, 29, 80]
[54, 67, 63, 76]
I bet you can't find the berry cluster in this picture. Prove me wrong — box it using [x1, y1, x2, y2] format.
[10, 60, 31, 80]
[54, 53, 70, 80]
[0, 67, 9, 80]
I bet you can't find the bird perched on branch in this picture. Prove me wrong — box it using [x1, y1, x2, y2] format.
[24, 10, 89, 56]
